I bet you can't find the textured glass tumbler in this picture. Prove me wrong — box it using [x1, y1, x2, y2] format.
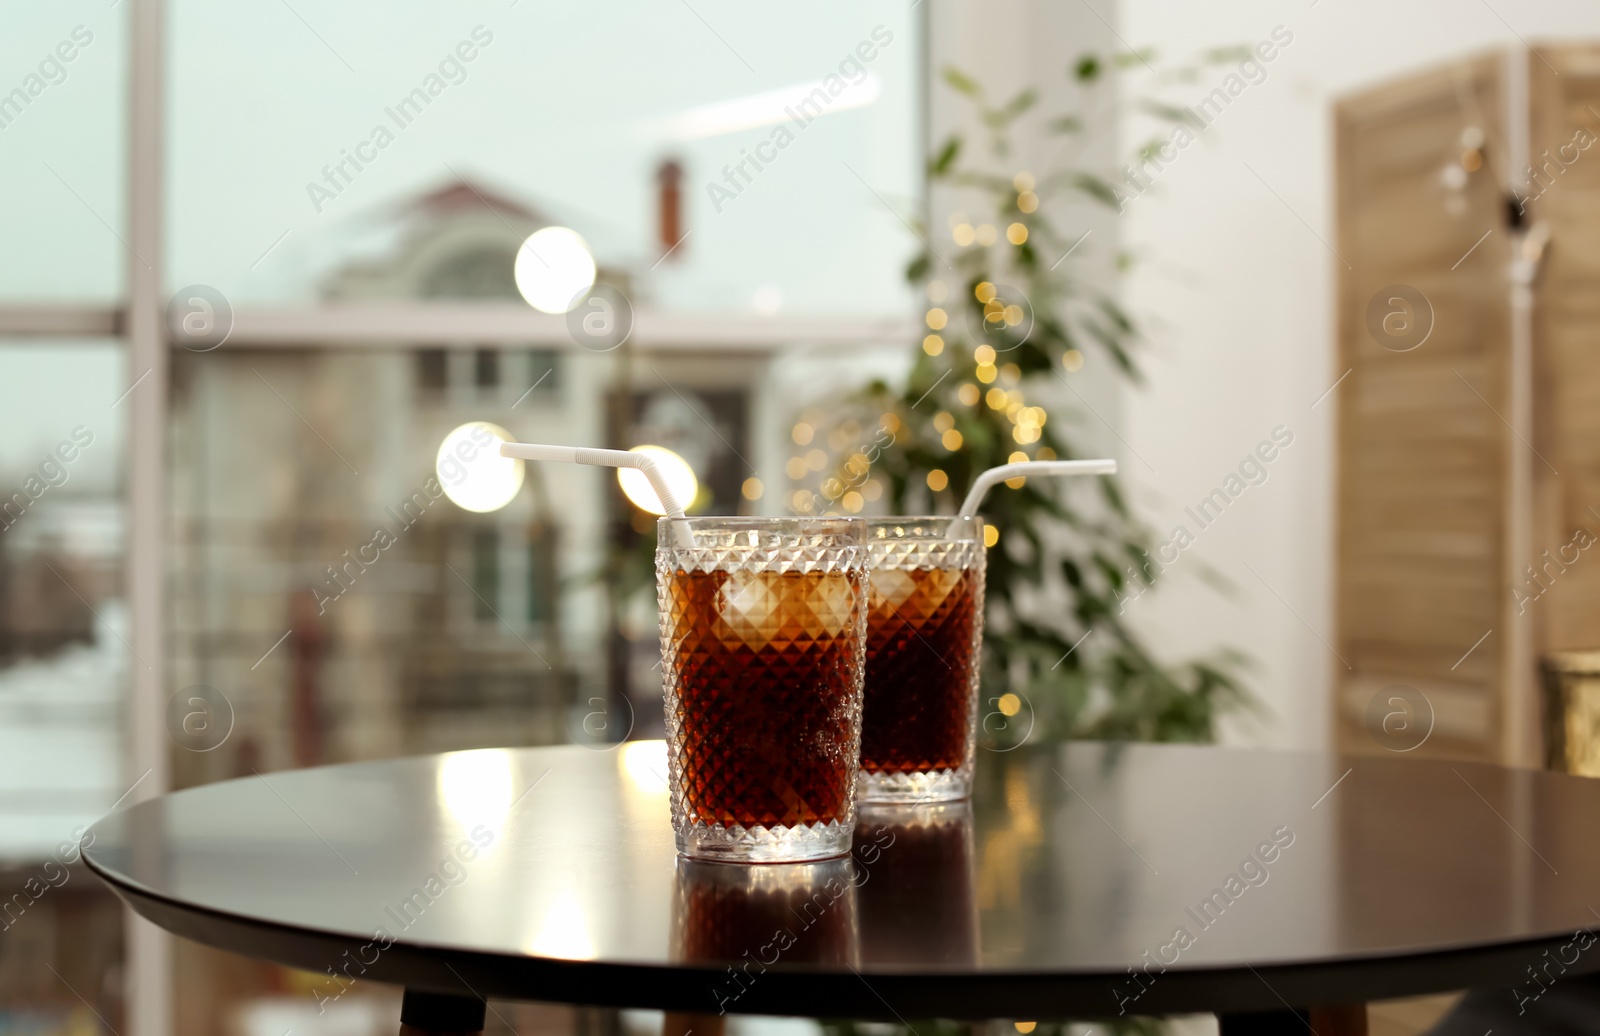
[658, 516, 868, 862]
[858, 517, 986, 803]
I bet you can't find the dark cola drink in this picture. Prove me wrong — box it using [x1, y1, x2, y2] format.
[859, 518, 986, 802]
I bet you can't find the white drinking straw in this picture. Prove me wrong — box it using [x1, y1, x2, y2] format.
[958, 458, 1117, 517]
[499, 442, 694, 546]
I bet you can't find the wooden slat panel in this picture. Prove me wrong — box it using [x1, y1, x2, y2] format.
[1334, 54, 1510, 760]
[1530, 46, 1600, 653]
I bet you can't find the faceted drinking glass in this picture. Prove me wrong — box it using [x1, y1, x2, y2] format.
[858, 516, 986, 803]
[658, 516, 869, 862]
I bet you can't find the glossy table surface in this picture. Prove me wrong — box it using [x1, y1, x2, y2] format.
[84, 741, 1600, 1019]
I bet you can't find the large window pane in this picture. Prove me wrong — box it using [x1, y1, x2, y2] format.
[0, 339, 127, 1033]
[0, 9, 127, 303]
[168, 1, 921, 316]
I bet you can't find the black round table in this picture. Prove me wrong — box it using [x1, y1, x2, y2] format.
[83, 741, 1600, 1034]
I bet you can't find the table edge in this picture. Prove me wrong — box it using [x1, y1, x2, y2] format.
[86, 848, 1600, 1019]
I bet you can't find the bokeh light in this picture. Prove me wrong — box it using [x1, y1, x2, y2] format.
[617, 445, 698, 516]
[436, 421, 523, 512]
[514, 226, 597, 314]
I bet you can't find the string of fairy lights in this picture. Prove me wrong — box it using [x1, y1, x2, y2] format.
[775, 171, 1094, 537]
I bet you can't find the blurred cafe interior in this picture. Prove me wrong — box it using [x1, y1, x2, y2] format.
[7, 0, 1600, 1034]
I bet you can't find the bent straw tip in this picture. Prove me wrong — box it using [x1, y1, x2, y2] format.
[958, 457, 1118, 516]
[496, 440, 692, 526]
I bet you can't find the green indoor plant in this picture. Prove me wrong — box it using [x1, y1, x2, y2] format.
[796, 56, 1249, 754]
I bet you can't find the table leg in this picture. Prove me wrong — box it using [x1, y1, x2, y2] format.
[398, 989, 486, 1036]
[1218, 1004, 1366, 1035]
[1309, 1004, 1368, 1035]
[663, 1012, 725, 1036]
[1217, 1008, 1307, 1034]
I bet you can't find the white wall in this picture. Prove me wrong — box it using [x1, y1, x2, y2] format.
[1114, 0, 1600, 749]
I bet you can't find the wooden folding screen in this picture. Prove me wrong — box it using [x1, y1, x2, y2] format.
[1335, 44, 1600, 765]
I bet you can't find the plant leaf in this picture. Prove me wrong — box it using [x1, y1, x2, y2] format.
[1203, 44, 1252, 64]
[1065, 172, 1120, 208]
[1001, 88, 1039, 119]
[930, 136, 962, 176]
[1137, 99, 1206, 129]
[942, 66, 982, 97]
[1112, 47, 1157, 68]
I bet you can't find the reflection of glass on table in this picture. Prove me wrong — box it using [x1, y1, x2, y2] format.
[855, 802, 978, 966]
[666, 858, 860, 1036]
[671, 857, 860, 1023]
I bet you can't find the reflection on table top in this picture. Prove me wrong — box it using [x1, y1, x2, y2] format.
[83, 740, 1600, 1018]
